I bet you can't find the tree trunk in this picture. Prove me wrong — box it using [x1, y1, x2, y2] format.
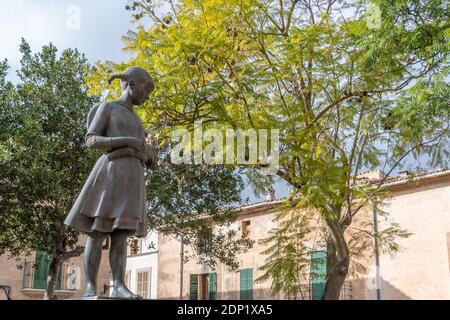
[322, 217, 350, 300]
[322, 255, 349, 300]
[43, 246, 85, 300]
[44, 255, 61, 300]
[325, 240, 336, 275]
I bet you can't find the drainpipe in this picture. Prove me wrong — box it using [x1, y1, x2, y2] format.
[372, 198, 381, 300]
[179, 239, 184, 300]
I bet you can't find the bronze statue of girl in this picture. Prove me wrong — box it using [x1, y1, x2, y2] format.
[64, 67, 157, 299]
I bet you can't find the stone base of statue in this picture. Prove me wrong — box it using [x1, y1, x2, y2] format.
[66, 297, 145, 300]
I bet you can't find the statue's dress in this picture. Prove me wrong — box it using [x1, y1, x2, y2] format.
[64, 101, 147, 237]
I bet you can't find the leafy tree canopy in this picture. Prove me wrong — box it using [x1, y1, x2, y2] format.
[84, 0, 449, 299]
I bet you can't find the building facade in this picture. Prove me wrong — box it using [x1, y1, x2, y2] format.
[156, 169, 450, 300]
[0, 230, 159, 300]
[124, 230, 158, 299]
[2, 169, 449, 300]
[0, 235, 111, 300]
[368, 170, 450, 299]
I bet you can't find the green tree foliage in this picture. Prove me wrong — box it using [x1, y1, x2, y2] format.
[256, 205, 314, 299]
[85, 0, 449, 299]
[0, 40, 251, 299]
[0, 40, 100, 299]
[146, 149, 253, 270]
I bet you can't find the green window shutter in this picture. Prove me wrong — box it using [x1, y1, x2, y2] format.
[310, 251, 327, 300]
[55, 266, 62, 290]
[33, 251, 62, 290]
[240, 268, 253, 300]
[33, 251, 50, 289]
[189, 274, 198, 300]
[247, 269, 253, 300]
[208, 272, 217, 300]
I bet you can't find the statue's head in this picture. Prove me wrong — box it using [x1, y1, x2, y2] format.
[108, 67, 154, 105]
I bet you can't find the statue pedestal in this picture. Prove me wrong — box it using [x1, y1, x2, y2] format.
[73, 296, 145, 300]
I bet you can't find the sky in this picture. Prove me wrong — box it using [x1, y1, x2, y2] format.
[0, 0, 289, 203]
[2, 1, 427, 204]
[0, 0, 140, 82]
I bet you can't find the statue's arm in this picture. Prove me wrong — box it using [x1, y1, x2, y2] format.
[85, 135, 138, 152]
[107, 147, 149, 165]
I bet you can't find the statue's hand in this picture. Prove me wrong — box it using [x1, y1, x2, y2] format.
[144, 144, 159, 168]
[126, 137, 146, 153]
[107, 147, 148, 164]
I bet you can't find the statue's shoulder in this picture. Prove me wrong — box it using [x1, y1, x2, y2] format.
[87, 101, 114, 128]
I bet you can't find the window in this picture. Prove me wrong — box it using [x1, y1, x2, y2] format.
[32, 251, 62, 290]
[241, 220, 251, 238]
[136, 270, 150, 299]
[189, 273, 217, 300]
[189, 274, 198, 300]
[125, 270, 131, 288]
[240, 268, 253, 300]
[130, 239, 140, 255]
[208, 272, 217, 300]
[197, 227, 212, 255]
[62, 264, 80, 290]
[200, 238, 210, 254]
[310, 251, 327, 300]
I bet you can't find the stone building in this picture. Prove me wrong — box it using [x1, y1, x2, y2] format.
[0, 229, 159, 300]
[124, 230, 158, 299]
[2, 169, 449, 300]
[156, 169, 450, 300]
[0, 235, 111, 300]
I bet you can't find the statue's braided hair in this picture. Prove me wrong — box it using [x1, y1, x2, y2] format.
[107, 74, 124, 84]
[108, 67, 154, 92]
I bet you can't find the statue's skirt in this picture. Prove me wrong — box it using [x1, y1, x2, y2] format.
[64, 154, 147, 238]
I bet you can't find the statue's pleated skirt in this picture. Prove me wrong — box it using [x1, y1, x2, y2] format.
[64, 154, 147, 238]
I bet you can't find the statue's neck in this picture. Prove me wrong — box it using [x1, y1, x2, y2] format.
[117, 93, 134, 110]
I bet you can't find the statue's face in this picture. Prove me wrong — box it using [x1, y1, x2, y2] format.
[129, 77, 154, 105]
